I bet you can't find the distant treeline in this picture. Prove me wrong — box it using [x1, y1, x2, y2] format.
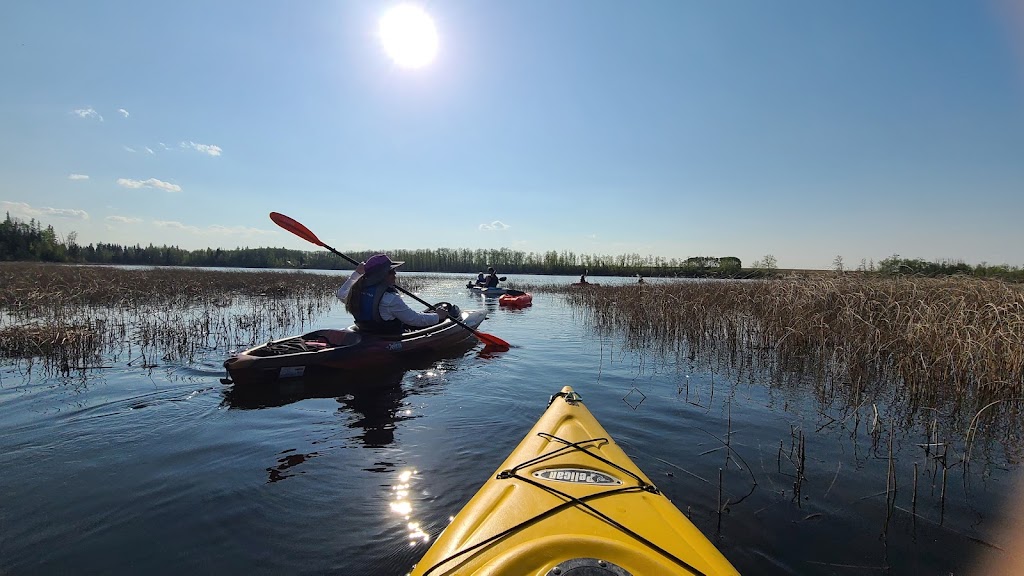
[0, 213, 744, 277]
[866, 256, 1024, 282]
[3, 213, 1023, 281]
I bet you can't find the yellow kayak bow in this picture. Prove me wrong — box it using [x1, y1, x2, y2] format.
[410, 386, 740, 576]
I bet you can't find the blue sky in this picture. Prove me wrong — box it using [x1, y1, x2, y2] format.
[2, 1, 1023, 269]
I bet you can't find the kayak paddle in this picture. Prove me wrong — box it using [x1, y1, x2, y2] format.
[270, 211, 511, 351]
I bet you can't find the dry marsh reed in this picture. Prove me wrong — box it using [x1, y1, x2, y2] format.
[0, 263, 416, 374]
[550, 276, 1024, 536]
[559, 276, 1024, 429]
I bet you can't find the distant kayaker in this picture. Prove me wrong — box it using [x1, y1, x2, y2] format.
[579, 270, 589, 285]
[637, 274, 645, 284]
[483, 267, 501, 288]
[336, 254, 449, 334]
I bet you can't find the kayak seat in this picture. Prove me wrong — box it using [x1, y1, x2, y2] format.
[308, 329, 361, 347]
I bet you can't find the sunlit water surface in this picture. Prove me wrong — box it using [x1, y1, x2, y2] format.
[1, 273, 1020, 575]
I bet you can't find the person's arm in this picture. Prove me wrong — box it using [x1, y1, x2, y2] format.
[336, 264, 365, 300]
[379, 293, 446, 327]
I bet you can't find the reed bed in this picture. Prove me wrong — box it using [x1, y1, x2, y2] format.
[0, 263, 431, 374]
[545, 276, 1024, 540]
[0, 262, 343, 311]
[554, 276, 1024, 424]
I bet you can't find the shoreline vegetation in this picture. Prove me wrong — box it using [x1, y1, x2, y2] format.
[0, 264, 335, 373]
[4, 263, 1021, 402]
[0, 264, 429, 371]
[4, 213, 1024, 281]
[548, 277, 1024, 408]
[2, 262, 1021, 488]
[3, 213, 1023, 445]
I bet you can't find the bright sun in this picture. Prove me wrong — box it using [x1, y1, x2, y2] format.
[378, 4, 439, 69]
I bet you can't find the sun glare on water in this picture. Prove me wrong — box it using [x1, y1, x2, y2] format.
[378, 4, 439, 69]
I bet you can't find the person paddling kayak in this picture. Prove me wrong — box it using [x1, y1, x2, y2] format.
[483, 267, 501, 288]
[336, 254, 450, 334]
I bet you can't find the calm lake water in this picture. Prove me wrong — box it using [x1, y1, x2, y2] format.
[1, 272, 1021, 575]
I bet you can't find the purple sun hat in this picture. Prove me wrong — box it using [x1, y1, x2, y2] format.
[363, 253, 404, 284]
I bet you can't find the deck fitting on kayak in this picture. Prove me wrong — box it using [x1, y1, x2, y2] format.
[548, 390, 583, 406]
[546, 557, 632, 576]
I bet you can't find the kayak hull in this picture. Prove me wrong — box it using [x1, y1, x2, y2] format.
[469, 286, 508, 297]
[498, 292, 532, 307]
[222, 310, 486, 385]
[410, 386, 739, 576]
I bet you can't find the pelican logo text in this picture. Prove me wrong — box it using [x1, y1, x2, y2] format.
[533, 468, 622, 485]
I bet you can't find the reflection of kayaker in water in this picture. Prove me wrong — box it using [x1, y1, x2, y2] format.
[336, 253, 450, 334]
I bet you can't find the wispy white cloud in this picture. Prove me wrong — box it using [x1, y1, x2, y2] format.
[207, 224, 277, 237]
[2, 201, 89, 220]
[106, 215, 144, 224]
[479, 220, 511, 231]
[118, 108, 129, 118]
[68, 173, 90, 180]
[153, 220, 276, 239]
[72, 107, 103, 121]
[116, 177, 182, 192]
[153, 220, 199, 233]
[123, 146, 136, 153]
[180, 141, 223, 157]
[144, 147, 155, 155]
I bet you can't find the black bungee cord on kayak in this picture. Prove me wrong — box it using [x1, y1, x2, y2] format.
[416, 433, 710, 576]
[500, 433, 657, 492]
[262, 336, 317, 355]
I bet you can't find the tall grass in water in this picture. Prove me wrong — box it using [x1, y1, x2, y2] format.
[0, 263, 422, 374]
[561, 276, 1024, 431]
[524, 276, 1024, 540]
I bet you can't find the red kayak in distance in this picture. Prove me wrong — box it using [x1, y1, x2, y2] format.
[498, 292, 533, 308]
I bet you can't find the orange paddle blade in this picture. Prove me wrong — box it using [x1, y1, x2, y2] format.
[270, 212, 324, 247]
[475, 331, 510, 351]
